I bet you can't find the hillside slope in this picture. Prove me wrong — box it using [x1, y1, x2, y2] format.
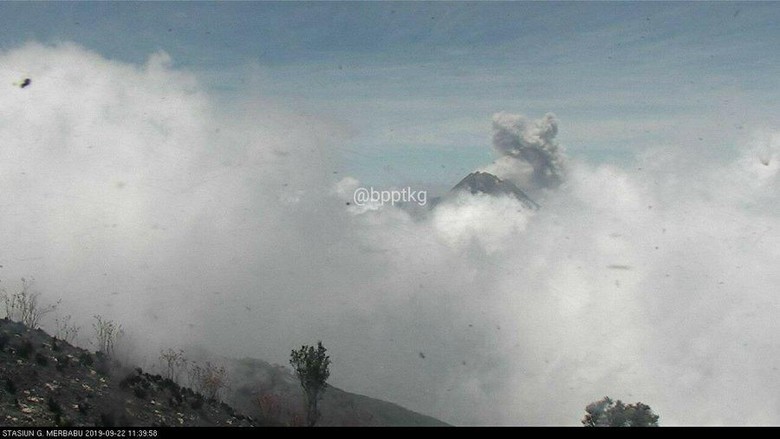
[227, 357, 449, 426]
[0, 318, 448, 427]
[0, 318, 254, 427]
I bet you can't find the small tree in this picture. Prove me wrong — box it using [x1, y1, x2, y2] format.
[159, 348, 188, 382]
[1, 278, 59, 328]
[92, 315, 123, 357]
[583, 396, 659, 427]
[54, 314, 80, 344]
[187, 361, 228, 400]
[290, 341, 330, 427]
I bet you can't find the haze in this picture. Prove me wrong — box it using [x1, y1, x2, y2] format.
[0, 2, 778, 425]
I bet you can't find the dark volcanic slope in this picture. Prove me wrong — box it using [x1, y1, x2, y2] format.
[0, 319, 254, 427]
[452, 171, 539, 209]
[0, 319, 449, 427]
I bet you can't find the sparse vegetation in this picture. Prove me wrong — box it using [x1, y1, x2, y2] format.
[159, 348, 188, 382]
[1, 278, 59, 329]
[254, 391, 304, 426]
[187, 361, 228, 401]
[92, 315, 122, 357]
[54, 314, 80, 344]
[290, 341, 330, 427]
[0, 318, 254, 427]
[0, 292, 438, 427]
[255, 392, 283, 422]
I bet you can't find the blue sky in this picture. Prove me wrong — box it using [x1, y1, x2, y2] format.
[2, 1, 779, 187]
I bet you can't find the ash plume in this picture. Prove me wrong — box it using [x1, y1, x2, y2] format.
[485, 112, 566, 190]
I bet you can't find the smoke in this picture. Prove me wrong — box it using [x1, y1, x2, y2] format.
[483, 112, 566, 190]
[1, 43, 779, 426]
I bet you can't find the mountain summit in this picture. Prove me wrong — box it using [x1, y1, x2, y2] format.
[451, 171, 539, 209]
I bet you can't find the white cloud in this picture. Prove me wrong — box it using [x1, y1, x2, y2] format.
[432, 191, 533, 254]
[1, 42, 778, 426]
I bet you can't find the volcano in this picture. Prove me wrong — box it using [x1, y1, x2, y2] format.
[451, 171, 539, 209]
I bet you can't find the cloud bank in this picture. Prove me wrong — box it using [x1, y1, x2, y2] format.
[1, 43, 778, 425]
